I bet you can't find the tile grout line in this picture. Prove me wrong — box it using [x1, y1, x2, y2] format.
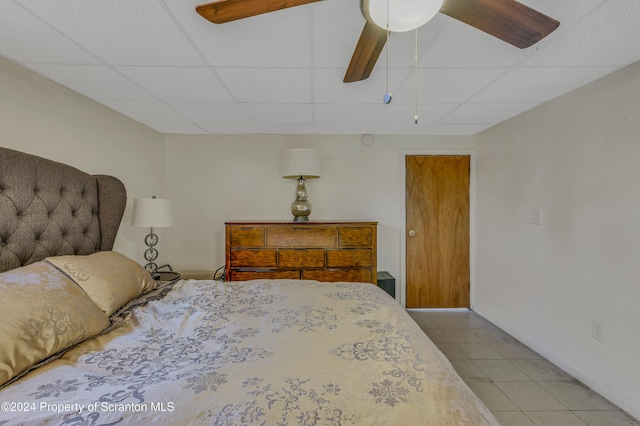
[407, 309, 640, 426]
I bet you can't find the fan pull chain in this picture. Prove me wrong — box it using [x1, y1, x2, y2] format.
[414, 28, 419, 124]
[384, 29, 392, 104]
[384, 0, 392, 104]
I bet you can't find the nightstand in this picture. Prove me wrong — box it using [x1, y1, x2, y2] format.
[179, 270, 214, 280]
[154, 271, 181, 282]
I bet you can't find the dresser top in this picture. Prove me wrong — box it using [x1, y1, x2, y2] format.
[225, 220, 377, 225]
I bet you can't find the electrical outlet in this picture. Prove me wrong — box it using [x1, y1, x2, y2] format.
[592, 321, 603, 342]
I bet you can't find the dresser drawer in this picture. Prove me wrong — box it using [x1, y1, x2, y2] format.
[226, 221, 377, 284]
[267, 226, 337, 247]
[339, 227, 372, 246]
[230, 249, 276, 267]
[279, 249, 325, 268]
[230, 270, 300, 280]
[302, 269, 373, 283]
[229, 227, 265, 247]
[326, 249, 372, 268]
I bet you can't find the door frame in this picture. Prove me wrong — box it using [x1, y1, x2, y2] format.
[399, 149, 476, 308]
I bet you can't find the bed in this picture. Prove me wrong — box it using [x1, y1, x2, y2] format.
[0, 147, 498, 425]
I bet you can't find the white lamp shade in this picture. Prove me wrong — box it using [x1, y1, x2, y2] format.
[131, 198, 173, 228]
[280, 148, 321, 179]
[362, 0, 444, 32]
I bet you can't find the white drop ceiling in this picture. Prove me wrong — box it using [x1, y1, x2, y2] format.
[1, 0, 639, 135]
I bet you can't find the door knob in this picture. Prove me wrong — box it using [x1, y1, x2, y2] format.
[408, 229, 416, 237]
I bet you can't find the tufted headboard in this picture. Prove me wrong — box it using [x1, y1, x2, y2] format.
[0, 147, 126, 273]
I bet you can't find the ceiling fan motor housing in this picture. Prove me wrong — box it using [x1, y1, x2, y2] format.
[362, 0, 445, 32]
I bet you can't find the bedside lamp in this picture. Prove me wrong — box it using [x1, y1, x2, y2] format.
[280, 148, 321, 222]
[131, 196, 173, 278]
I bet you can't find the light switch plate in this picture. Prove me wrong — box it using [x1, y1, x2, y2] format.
[529, 209, 542, 225]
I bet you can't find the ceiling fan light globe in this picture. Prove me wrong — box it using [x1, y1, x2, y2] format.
[362, 0, 444, 32]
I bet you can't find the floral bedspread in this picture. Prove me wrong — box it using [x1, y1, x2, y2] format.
[0, 279, 498, 425]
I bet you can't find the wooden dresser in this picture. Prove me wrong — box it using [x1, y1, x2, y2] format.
[225, 221, 377, 284]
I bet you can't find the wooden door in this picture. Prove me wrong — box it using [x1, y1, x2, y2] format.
[406, 155, 470, 308]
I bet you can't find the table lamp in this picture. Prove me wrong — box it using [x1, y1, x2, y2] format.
[131, 196, 173, 277]
[280, 148, 321, 222]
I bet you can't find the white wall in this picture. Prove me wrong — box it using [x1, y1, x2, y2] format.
[0, 56, 165, 263]
[475, 61, 640, 419]
[164, 133, 475, 292]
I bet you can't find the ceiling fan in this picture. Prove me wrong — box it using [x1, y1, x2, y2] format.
[195, 0, 559, 83]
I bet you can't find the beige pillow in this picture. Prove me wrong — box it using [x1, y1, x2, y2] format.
[0, 262, 110, 386]
[46, 251, 155, 317]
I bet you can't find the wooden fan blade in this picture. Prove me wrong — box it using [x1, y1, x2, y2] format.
[344, 21, 388, 83]
[196, 0, 321, 24]
[440, 0, 559, 48]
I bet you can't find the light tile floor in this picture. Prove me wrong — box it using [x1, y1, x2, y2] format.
[407, 309, 640, 426]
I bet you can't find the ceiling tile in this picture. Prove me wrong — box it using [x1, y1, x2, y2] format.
[440, 102, 540, 124]
[15, 0, 204, 66]
[393, 67, 508, 105]
[314, 104, 385, 125]
[164, 0, 313, 68]
[256, 123, 315, 134]
[522, 0, 640, 67]
[217, 68, 312, 103]
[426, 123, 494, 135]
[313, 124, 374, 134]
[145, 122, 205, 134]
[101, 100, 188, 123]
[367, 122, 428, 135]
[243, 104, 313, 124]
[470, 66, 618, 104]
[196, 122, 260, 134]
[169, 102, 251, 124]
[312, 0, 365, 68]
[376, 103, 460, 126]
[0, 2, 98, 64]
[116, 66, 233, 102]
[314, 68, 411, 104]
[24, 64, 154, 101]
